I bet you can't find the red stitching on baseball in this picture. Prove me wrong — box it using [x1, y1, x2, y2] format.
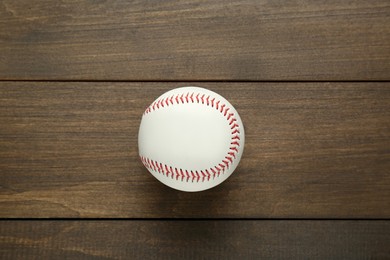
[230, 147, 238, 152]
[231, 129, 240, 135]
[222, 160, 229, 167]
[227, 113, 234, 120]
[230, 123, 239, 129]
[228, 152, 236, 159]
[224, 107, 230, 116]
[141, 91, 241, 182]
[220, 104, 225, 113]
[219, 163, 225, 170]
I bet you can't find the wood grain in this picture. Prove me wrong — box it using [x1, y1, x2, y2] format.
[1, 221, 389, 259]
[1, 82, 389, 218]
[1, 0, 389, 81]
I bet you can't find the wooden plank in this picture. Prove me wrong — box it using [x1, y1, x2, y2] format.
[1, 221, 389, 259]
[0, 1, 389, 81]
[0, 82, 389, 218]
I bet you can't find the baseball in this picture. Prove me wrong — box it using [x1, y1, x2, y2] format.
[138, 87, 245, 192]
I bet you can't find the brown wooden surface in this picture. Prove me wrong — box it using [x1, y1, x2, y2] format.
[1, 82, 389, 218]
[1, 221, 389, 259]
[1, 1, 389, 258]
[1, 0, 390, 81]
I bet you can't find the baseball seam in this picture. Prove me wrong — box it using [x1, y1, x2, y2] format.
[140, 92, 241, 182]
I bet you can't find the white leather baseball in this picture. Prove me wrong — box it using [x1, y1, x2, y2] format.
[138, 86, 245, 192]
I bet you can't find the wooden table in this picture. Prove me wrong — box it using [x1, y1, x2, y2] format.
[1, 1, 389, 258]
